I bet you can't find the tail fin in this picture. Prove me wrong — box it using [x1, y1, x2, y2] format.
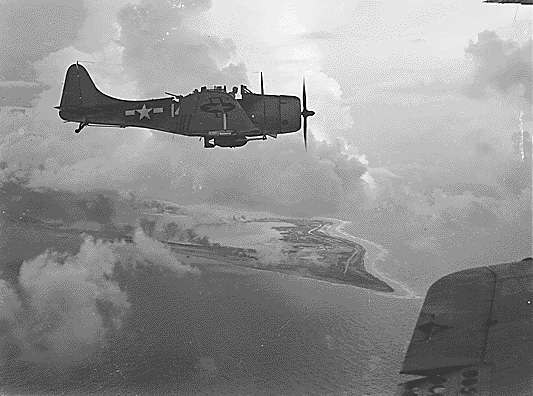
[59, 63, 118, 109]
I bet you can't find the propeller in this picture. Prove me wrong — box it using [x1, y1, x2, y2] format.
[301, 77, 315, 150]
[260, 72, 266, 131]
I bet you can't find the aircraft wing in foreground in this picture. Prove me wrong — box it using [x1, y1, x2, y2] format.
[398, 258, 532, 395]
[484, 0, 532, 5]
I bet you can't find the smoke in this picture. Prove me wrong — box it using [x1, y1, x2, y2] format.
[123, 229, 201, 275]
[465, 30, 532, 105]
[254, 242, 290, 267]
[0, 231, 198, 370]
[0, 237, 127, 368]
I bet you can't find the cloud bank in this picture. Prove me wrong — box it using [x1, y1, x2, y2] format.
[465, 30, 532, 104]
[0, 0, 530, 289]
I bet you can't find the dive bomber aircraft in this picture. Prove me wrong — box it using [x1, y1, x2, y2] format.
[56, 63, 315, 149]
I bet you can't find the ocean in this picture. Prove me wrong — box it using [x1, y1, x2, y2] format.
[0, 220, 422, 395]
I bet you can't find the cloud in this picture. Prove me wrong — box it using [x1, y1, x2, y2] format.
[17, 130, 367, 217]
[0, 0, 370, 219]
[298, 31, 335, 41]
[0, 0, 87, 103]
[465, 30, 532, 104]
[0, 0, 530, 296]
[0, 81, 47, 107]
[116, 0, 247, 96]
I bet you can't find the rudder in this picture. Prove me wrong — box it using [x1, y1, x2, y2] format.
[59, 63, 118, 109]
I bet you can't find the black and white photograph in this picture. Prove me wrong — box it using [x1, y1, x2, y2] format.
[0, 1, 531, 394]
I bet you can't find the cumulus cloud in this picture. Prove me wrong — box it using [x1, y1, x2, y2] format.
[465, 30, 532, 104]
[0, 0, 530, 296]
[0, 0, 370, 219]
[117, 0, 247, 96]
[18, 131, 367, 216]
[0, 0, 87, 102]
[0, 81, 47, 107]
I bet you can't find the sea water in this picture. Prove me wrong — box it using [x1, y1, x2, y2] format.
[1, 223, 422, 396]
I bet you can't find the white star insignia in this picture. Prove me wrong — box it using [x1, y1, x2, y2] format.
[136, 104, 152, 120]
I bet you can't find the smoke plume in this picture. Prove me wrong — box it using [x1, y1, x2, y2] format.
[0, 231, 198, 370]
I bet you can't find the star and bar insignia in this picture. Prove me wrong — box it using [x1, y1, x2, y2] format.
[124, 104, 164, 120]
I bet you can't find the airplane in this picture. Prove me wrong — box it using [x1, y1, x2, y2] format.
[56, 63, 315, 149]
[484, 0, 533, 4]
[397, 257, 532, 395]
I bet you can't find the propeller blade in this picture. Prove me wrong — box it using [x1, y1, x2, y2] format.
[301, 77, 314, 151]
[303, 116, 308, 151]
[260, 72, 264, 95]
[302, 77, 307, 109]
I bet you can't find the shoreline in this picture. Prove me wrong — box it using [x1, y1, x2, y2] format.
[4, 190, 414, 296]
[267, 217, 394, 292]
[134, 199, 404, 293]
[320, 217, 421, 299]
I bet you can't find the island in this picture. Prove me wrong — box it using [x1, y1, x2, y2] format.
[0, 183, 393, 292]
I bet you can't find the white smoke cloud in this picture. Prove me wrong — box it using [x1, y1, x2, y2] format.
[123, 229, 201, 275]
[0, 237, 127, 367]
[0, 232, 198, 369]
[254, 242, 289, 267]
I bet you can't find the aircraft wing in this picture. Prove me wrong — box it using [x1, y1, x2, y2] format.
[177, 88, 259, 136]
[398, 258, 532, 395]
[484, 0, 533, 4]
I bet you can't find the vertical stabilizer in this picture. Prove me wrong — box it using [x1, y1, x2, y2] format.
[59, 63, 118, 109]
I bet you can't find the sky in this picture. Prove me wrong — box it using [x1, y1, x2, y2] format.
[0, 0, 531, 284]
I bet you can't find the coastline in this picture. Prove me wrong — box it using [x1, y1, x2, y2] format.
[320, 217, 421, 299]
[4, 189, 412, 296]
[259, 217, 395, 292]
[127, 199, 398, 293]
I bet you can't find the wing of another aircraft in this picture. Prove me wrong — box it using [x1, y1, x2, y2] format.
[484, 0, 533, 4]
[398, 258, 532, 395]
